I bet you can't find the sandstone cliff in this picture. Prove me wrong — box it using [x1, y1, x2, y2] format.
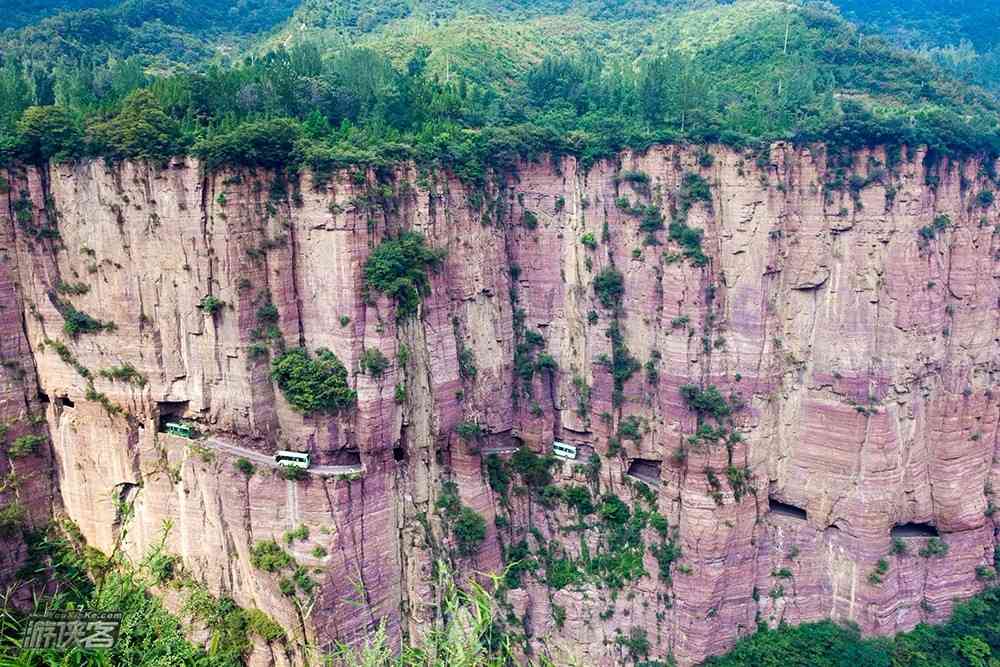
[1, 143, 998, 665]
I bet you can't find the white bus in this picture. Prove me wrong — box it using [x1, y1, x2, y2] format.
[552, 441, 577, 460]
[274, 450, 310, 469]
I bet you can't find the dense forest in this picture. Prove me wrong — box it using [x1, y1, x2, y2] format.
[1, 0, 1000, 181]
[835, 0, 1000, 92]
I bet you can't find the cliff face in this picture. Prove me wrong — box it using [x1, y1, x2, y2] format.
[1, 143, 998, 665]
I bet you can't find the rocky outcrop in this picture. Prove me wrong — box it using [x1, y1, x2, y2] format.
[1, 142, 998, 665]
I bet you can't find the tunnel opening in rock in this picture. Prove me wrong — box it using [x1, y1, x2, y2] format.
[627, 459, 662, 485]
[56, 395, 75, 408]
[393, 446, 406, 462]
[37, 391, 50, 404]
[769, 498, 808, 521]
[891, 522, 939, 538]
[330, 449, 362, 466]
[157, 401, 190, 430]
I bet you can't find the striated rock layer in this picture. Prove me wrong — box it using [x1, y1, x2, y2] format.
[1, 142, 998, 665]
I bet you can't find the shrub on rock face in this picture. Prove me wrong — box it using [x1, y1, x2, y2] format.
[9, 434, 46, 458]
[679, 384, 732, 420]
[593, 267, 625, 309]
[359, 347, 389, 378]
[250, 540, 293, 572]
[363, 232, 446, 320]
[452, 507, 487, 556]
[436, 481, 486, 557]
[271, 347, 356, 414]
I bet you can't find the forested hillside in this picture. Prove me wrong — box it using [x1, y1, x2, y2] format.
[0, 0, 121, 31]
[2, 0, 1000, 180]
[834, 0, 1000, 92]
[4, 2, 1000, 667]
[0, 0, 300, 73]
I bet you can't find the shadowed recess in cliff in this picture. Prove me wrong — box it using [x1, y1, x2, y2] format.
[768, 498, 808, 521]
[891, 522, 940, 538]
[627, 458, 662, 486]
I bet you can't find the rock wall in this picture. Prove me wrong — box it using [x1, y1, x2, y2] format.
[1, 142, 998, 665]
[0, 169, 55, 607]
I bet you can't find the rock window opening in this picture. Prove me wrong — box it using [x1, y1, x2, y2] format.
[627, 459, 662, 486]
[891, 522, 939, 538]
[157, 401, 190, 432]
[330, 449, 362, 466]
[768, 498, 808, 521]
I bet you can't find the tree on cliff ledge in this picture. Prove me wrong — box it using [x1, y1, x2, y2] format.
[271, 347, 356, 415]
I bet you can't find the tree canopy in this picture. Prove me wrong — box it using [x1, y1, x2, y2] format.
[1, 1, 999, 175]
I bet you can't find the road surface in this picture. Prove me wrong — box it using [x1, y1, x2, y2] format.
[480, 446, 519, 456]
[200, 436, 365, 477]
[626, 473, 661, 487]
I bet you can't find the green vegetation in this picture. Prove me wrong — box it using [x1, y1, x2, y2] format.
[668, 173, 712, 266]
[2, 521, 285, 666]
[283, 524, 309, 545]
[99, 362, 146, 386]
[271, 347, 356, 414]
[918, 214, 953, 243]
[3, 1, 998, 182]
[359, 347, 390, 379]
[680, 384, 733, 420]
[490, 449, 678, 591]
[363, 232, 445, 319]
[455, 421, 484, 442]
[0, 501, 27, 536]
[55, 280, 89, 296]
[603, 321, 641, 406]
[197, 295, 224, 315]
[250, 540, 294, 573]
[458, 347, 478, 380]
[277, 464, 308, 481]
[234, 458, 255, 476]
[9, 434, 46, 458]
[593, 267, 625, 309]
[919, 537, 950, 559]
[60, 302, 112, 337]
[836, 0, 1000, 93]
[327, 562, 516, 666]
[436, 481, 487, 557]
[708, 587, 1000, 667]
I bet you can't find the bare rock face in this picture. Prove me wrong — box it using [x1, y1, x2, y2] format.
[1, 142, 998, 665]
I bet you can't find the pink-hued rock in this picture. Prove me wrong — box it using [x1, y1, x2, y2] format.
[1, 141, 998, 665]
[0, 167, 56, 608]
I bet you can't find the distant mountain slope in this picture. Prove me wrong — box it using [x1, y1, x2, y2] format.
[1, 0, 301, 70]
[0, 0, 117, 31]
[831, 0, 1000, 92]
[2, 0, 999, 172]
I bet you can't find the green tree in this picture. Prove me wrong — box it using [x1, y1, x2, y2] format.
[16, 105, 82, 162]
[88, 90, 181, 161]
[364, 232, 446, 319]
[271, 347, 356, 414]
